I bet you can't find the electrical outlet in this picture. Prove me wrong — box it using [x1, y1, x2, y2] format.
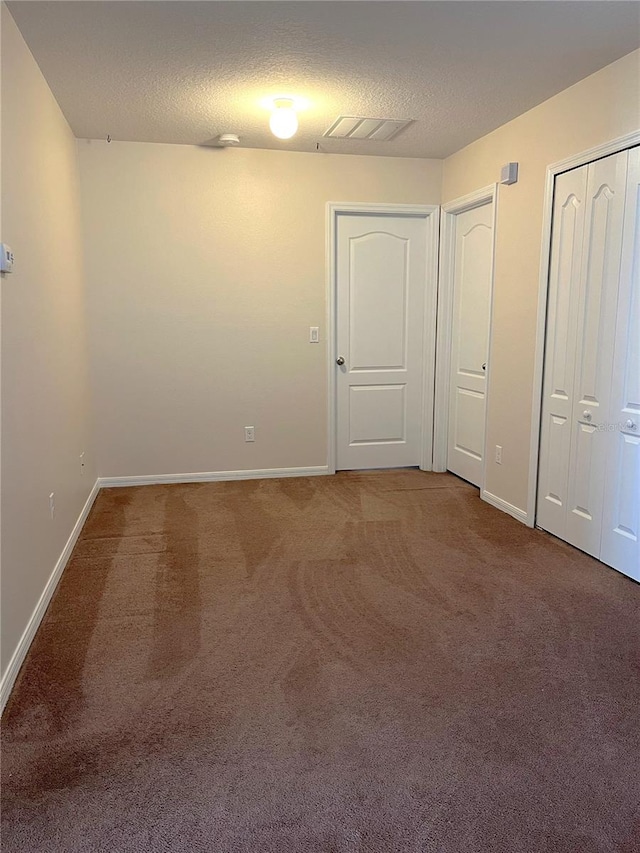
[495, 445, 503, 464]
[309, 326, 319, 343]
[80, 452, 85, 473]
[244, 426, 255, 442]
[49, 492, 55, 519]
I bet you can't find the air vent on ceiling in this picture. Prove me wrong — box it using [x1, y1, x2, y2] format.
[323, 116, 413, 141]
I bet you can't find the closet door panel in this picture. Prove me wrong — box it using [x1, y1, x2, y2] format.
[537, 167, 587, 539]
[565, 150, 628, 556]
[600, 146, 640, 580]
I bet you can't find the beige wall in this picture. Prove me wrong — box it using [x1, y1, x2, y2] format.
[1, 7, 95, 676]
[443, 49, 640, 515]
[78, 142, 441, 477]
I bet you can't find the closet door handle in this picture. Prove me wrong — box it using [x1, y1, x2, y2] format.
[583, 411, 592, 422]
[626, 419, 637, 430]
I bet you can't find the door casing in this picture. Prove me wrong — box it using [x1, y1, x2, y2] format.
[528, 129, 640, 528]
[433, 185, 498, 498]
[326, 203, 439, 474]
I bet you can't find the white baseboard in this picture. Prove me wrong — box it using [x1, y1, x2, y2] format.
[98, 465, 330, 488]
[0, 479, 100, 714]
[481, 489, 529, 525]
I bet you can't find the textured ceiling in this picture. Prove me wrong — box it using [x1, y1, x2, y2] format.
[8, 1, 640, 158]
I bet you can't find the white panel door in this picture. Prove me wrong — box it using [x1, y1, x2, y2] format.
[336, 214, 429, 470]
[537, 166, 588, 539]
[600, 147, 640, 581]
[447, 201, 494, 487]
[565, 150, 629, 557]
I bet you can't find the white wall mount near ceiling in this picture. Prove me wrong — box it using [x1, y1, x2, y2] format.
[217, 134, 240, 147]
[324, 116, 413, 142]
[0, 243, 14, 273]
[500, 162, 519, 185]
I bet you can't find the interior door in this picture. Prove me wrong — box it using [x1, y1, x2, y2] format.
[446, 201, 494, 487]
[335, 213, 430, 470]
[600, 147, 640, 581]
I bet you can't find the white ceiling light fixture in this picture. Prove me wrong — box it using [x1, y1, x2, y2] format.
[269, 98, 299, 140]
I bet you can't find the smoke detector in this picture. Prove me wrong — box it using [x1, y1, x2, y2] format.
[218, 134, 240, 147]
[324, 116, 412, 141]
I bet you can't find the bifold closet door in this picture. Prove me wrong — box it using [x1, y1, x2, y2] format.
[537, 165, 588, 542]
[600, 147, 640, 581]
[564, 150, 629, 557]
[538, 149, 629, 559]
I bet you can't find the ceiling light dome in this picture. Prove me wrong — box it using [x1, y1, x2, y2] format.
[269, 98, 298, 140]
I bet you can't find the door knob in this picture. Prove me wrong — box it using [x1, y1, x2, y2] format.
[336, 356, 345, 366]
[583, 411, 592, 421]
[482, 363, 487, 371]
[626, 419, 637, 430]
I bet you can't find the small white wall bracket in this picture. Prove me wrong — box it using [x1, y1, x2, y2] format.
[0, 244, 14, 273]
[500, 162, 519, 185]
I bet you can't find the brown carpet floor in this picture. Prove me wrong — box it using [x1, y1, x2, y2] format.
[1, 470, 639, 852]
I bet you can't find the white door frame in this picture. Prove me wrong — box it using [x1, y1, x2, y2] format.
[433, 185, 498, 496]
[527, 129, 640, 527]
[326, 202, 440, 474]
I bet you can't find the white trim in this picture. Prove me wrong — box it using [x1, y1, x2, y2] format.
[326, 202, 437, 217]
[441, 184, 497, 216]
[326, 203, 338, 475]
[326, 201, 440, 474]
[527, 129, 640, 527]
[433, 184, 498, 483]
[481, 489, 528, 525]
[549, 130, 640, 177]
[420, 208, 441, 471]
[433, 206, 455, 471]
[98, 466, 329, 488]
[0, 479, 100, 713]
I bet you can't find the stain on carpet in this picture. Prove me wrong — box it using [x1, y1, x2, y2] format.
[1, 471, 639, 853]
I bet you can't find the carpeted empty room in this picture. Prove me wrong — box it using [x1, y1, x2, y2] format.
[4, 0, 640, 849]
[1, 470, 638, 852]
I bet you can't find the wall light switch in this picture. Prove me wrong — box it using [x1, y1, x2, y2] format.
[309, 326, 319, 343]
